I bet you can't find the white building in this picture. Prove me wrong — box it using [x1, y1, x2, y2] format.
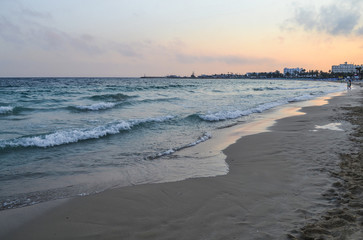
[283, 67, 303, 76]
[331, 62, 362, 73]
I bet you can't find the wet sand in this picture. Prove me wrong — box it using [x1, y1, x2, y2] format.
[1, 88, 362, 239]
[290, 86, 363, 240]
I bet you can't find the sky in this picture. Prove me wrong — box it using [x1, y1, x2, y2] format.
[1, 0, 363, 77]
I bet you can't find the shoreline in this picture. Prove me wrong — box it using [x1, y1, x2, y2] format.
[290, 86, 363, 239]
[1, 88, 362, 239]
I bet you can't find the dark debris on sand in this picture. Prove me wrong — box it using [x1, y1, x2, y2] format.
[288, 89, 363, 240]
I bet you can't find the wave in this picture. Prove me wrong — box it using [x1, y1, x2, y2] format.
[199, 87, 344, 122]
[212, 89, 224, 93]
[0, 106, 14, 114]
[145, 84, 197, 90]
[72, 97, 179, 112]
[88, 93, 136, 102]
[140, 97, 180, 104]
[0, 106, 33, 115]
[287, 94, 315, 103]
[73, 102, 117, 111]
[253, 86, 318, 91]
[185, 113, 203, 122]
[253, 87, 274, 91]
[155, 133, 212, 158]
[123, 84, 197, 92]
[199, 101, 286, 122]
[0, 116, 175, 149]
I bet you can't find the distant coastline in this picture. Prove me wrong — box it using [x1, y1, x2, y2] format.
[141, 70, 361, 80]
[141, 62, 363, 80]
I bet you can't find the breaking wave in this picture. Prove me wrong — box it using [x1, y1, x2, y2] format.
[74, 102, 117, 111]
[199, 89, 343, 122]
[0, 106, 14, 114]
[0, 115, 175, 149]
[199, 101, 286, 122]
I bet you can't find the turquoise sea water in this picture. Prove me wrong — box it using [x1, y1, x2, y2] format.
[0, 78, 345, 209]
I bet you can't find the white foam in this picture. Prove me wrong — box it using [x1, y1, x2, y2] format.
[186, 133, 212, 147]
[75, 102, 116, 111]
[279, 86, 318, 90]
[0, 115, 175, 148]
[158, 133, 212, 157]
[159, 149, 175, 156]
[315, 123, 344, 131]
[0, 106, 14, 114]
[199, 101, 287, 122]
[200, 86, 346, 122]
[253, 86, 317, 91]
[287, 94, 315, 102]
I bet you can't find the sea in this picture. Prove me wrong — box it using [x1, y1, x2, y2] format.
[0, 77, 346, 210]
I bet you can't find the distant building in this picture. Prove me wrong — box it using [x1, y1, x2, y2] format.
[332, 62, 362, 73]
[284, 67, 303, 76]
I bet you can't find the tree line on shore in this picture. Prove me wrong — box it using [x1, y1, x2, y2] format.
[163, 67, 363, 80]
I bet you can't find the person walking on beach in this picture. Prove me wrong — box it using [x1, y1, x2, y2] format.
[347, 78, 352, 90]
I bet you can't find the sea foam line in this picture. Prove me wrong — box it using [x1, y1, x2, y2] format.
[156, 132, 212, 157]
[0, 116, 175, 148]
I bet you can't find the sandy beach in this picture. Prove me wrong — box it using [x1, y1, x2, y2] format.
[1, 87, 362, 240]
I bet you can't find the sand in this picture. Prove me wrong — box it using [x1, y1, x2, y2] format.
[1, 87, 362, 240]
[291, 87, 363, 240]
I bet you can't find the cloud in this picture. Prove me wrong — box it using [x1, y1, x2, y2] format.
[175, 54, 275, 65]
[0, 3, 104, 54]
[112, 42, 142, 57]
[110, 38, 187, 59]
[0, 9, 184, 61]
[0, 14, 103, 55]
[68, 34, 103, 55]
[20, 7, 52, 20]
[357, 26, 363, 35]
[0, 16, 23, 43]
[287, 1, 363, 36]
[317, 5, 359, 35]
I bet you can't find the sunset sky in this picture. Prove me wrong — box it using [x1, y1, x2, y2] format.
[1, 0, 363, 77]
